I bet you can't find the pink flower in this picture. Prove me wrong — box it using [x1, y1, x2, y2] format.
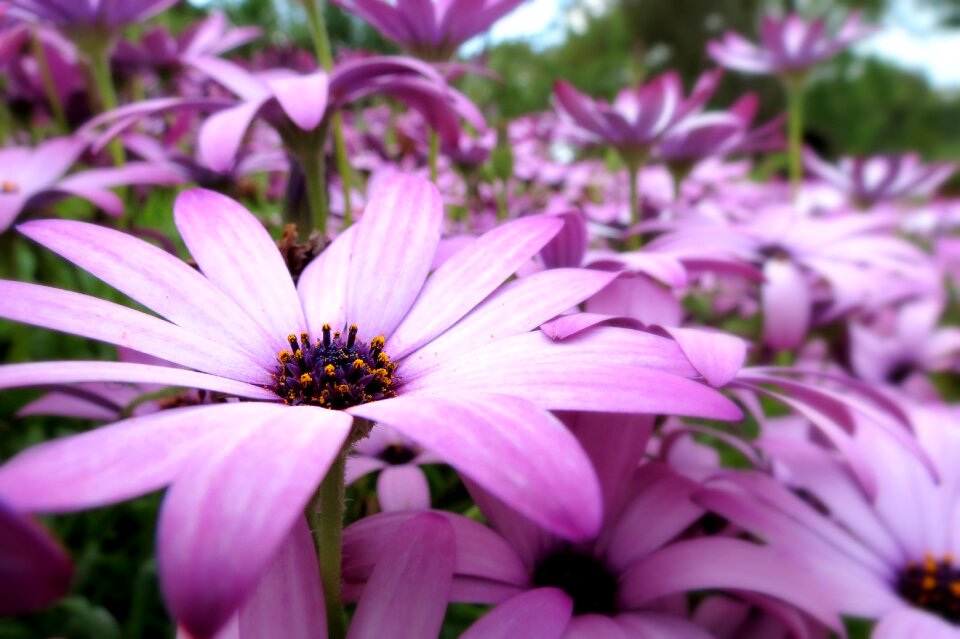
[708, 12, 876, 78]
[0, 174, 739, 638]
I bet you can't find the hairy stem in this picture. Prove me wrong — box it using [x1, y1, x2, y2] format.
[786, 80, 805, 199]
[308, 448, 348, 639]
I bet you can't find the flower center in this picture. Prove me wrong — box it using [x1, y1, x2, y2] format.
[271, 324, 398, 410]
[532, 549, 618, 616]
[377, 443, 419, 465]
[1, 179, 18, 194]
[897, 554, 960, 623]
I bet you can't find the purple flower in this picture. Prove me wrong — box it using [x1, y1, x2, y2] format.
[345, 425, 440, 511]
[0, 498, 72, 616]
[553, 70, 721, 163]
[699, 401, 960, 635]
[343, 414, 842, 636]
[708, 12, 876, 78]
[8, 0, 177, 34]
[333, 0, 527, 61]
[804, 148, 956, 206]
[0, 174, 739, 638]
[0, 136, 181, 232]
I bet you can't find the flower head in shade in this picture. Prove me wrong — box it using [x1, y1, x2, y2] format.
[699, 401, 960, 637]
[343, 414, 842, 637]
[0, 498, 72, 616]
[804, 148, 956, 207]
[333, 0, 526, 60]
[553, 69, 721, 164]
[186, 55, 484, 173]
[8, 0, 177, 35]
[0, 174, 739, 638]
[708, 12, 877, 78]
[0, 136, 182, 233]
[346, 425, 441, 512]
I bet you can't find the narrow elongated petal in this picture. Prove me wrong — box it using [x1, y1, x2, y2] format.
[659, 327, 747, 387]
[298, 225, 357, 335]
[18, 219, 277, 364]
[389, 216, 564, 359]
[399, 268, 620, 371]
[197, 98, 268, 172]
[236, 520, 326, 639]
[0, 361, 276, 400]
[0, 281, 268, 383]
[0, 404, 284, 512]
[342, 511, 527, 591]
[159, 406, 352, 639]
[402, 329, 742, 420]
[175, 189, 306, 347]
[350, 394, 602, 541]
[873, 608, 958, 639]
[619, 538, 843, 633]
[347, 175, 442, 339]
[461, 589, 572, 639]
[347, 514, 454, 639]
[761, 259, 810, 350]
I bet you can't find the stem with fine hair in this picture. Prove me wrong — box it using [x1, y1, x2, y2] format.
[297, 145, 328, 238]
[307, 447, 348, 639]
[786, 80, 805, 199]
[30, 27, 67, 133]
[429, 129, 440, 184]
[302, 0, 355, 228]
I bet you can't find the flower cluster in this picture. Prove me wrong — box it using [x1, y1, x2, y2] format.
[0, 3, 957, 639]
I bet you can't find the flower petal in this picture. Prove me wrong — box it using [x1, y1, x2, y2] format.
[347, 513, 454, 639]
[761, 259, 810, 351]
[0, 404, 284, 512]
[350, 394, 602, 541]
[461, 588, 572, 639]
[159, 406, 352, 639]
[18, 219, 277, 364]
[236, 520, 327, 639]
[0, 281, 268, 383]
[401, 329, 742, 420]
[0, 361, 276, 400]
[197, 98, 268, 173]
[175, 188, 306, 348]
[389, 215, 564, 359]
[298, 225, 357, 336]
[620, 538, 843, 633]
[377, 465, 431, 511]
[265, 72, 328, 132]
[399, 268, 620, 371]
[347, 175, 442, 340]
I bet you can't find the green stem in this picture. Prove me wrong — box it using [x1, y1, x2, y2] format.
[308, 449, 348, 639]
[86, 39, 125, 167]
[303, 0, 354, 228]
[298, 147, 328, 238]
[496, 179, 508, 222]
[786, 81, 805, 199]
[626, 161, 642, 250]
[429, 129, 440, 184]
[30, 27, 68, 133]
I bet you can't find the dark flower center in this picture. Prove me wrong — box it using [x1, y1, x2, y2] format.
[378, 443, 419, 465]
[532, 549, 618, 616]
[886, 360, 914, 385]
[897, 554, 960, 623]
[270, 324, 398, 410]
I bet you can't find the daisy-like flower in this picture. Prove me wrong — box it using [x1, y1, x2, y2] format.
[333, 0, 527, 61]
[7, 0, 177, 35]
[343, 414, 843, 638]
[0, 136, 182, 233]
[804, 149, 956, 207]
[0, 174, 740, 638]
[707, 12, 876, 78]
[346, 425, 440, 512]
[699, 401, 960, 638]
